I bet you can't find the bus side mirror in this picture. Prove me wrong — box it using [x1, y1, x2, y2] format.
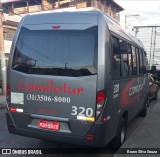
[141, 66, 146, 74]
[151, 65, 156, 73]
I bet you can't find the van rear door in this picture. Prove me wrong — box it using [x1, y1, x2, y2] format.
[9, 25, 98, 136]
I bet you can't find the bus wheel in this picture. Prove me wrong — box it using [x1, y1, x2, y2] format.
[111, 118, 127, 149]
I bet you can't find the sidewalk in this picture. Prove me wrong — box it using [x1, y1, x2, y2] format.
[114, 96, 160, 157]
[0, 95, 6, 109]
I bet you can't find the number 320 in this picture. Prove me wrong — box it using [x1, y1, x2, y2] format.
[71, 106, 93, 117]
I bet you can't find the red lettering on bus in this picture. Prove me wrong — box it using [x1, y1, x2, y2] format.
[17, 80, 84, 95]
[54, 86, 62, 93]
[78, 88, 84, 94]
[17, 82, 25, 90]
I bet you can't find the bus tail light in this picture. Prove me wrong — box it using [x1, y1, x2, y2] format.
[9, 107, 17, 112]
[9, 107, 23, 113]
[86, 135, 94, 141]
[96, 90, 106, 119]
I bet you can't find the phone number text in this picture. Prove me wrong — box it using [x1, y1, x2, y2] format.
[26, 94, 70, 103]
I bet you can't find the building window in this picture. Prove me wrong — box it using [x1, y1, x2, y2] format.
[3, 27, 16, 41]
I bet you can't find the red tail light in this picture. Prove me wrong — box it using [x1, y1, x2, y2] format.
[86, 135, 94, 141]
[52, 25, 61, 29]
[96, 90, 106, 119]
[9, 107, 16, 112]
[96, 90, 106, 103]
[9, 107, 23, 113]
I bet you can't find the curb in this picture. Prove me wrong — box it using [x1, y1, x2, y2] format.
[0, 103, 6, 109]
[0, 95, 6, 109]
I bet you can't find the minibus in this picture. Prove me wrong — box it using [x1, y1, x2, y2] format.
[6, 10, 149, 148]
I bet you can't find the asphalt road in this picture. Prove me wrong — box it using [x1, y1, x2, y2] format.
[0, 107, 115, 157]
[0, 96, 159, 157]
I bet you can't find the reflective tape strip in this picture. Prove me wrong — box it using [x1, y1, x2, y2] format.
[107, 116, 111, 120]
[86, 117, 95, 122]
[77, 115, 86, 120]
[16, 108, 23, 112]
[77, 115, 95, 122]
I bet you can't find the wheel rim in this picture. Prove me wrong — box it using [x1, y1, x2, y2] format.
[121, 126, 126, 144]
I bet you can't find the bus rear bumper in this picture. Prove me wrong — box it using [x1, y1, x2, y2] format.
[6, 112, 109, 147]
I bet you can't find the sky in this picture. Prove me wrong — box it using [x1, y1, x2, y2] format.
[115, 0, 160, 68]
[115, 0, 160, 28]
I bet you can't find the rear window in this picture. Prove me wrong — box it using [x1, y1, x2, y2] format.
[12, 26, 98, 77]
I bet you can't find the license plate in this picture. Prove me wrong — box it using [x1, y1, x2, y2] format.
[38, 120, 60, 131]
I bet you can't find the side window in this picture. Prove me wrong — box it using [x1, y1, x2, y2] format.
[112, 36, 120, 79]
[138, 49, 144, 74]
[119, 40, 129, 77]
[135, 48, 140, 75]
[132, 46, 137, 75]
[128, 44, 133, 76]
[142, 50, 147, 69]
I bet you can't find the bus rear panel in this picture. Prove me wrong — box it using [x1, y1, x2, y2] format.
[7, 12, 110, 147]
[6, 11, 148, 148]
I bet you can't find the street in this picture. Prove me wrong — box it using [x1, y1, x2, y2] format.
[0, 0, 160, 156]
[0, 92, 159, 157]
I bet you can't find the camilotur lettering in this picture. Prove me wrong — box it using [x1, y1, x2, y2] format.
[17, 80, 84, 95]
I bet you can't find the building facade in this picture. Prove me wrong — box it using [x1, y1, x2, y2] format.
[2, 0, 123, 21]
[0, 14, 18, 81]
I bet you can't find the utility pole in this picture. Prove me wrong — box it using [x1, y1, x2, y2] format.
[152, 27, 157, 66]
[125, 14, 139, 30]
[134, 27, 139, 37]
[0, 3, 6, 95]
[149, 27, 154, 68]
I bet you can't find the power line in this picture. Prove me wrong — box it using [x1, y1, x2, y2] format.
[121, 9, 160, 16]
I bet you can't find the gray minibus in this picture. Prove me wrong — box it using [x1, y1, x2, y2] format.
[6, 10, 148, 149]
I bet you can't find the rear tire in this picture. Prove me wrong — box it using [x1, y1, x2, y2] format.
[111, 118, 127, 149]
